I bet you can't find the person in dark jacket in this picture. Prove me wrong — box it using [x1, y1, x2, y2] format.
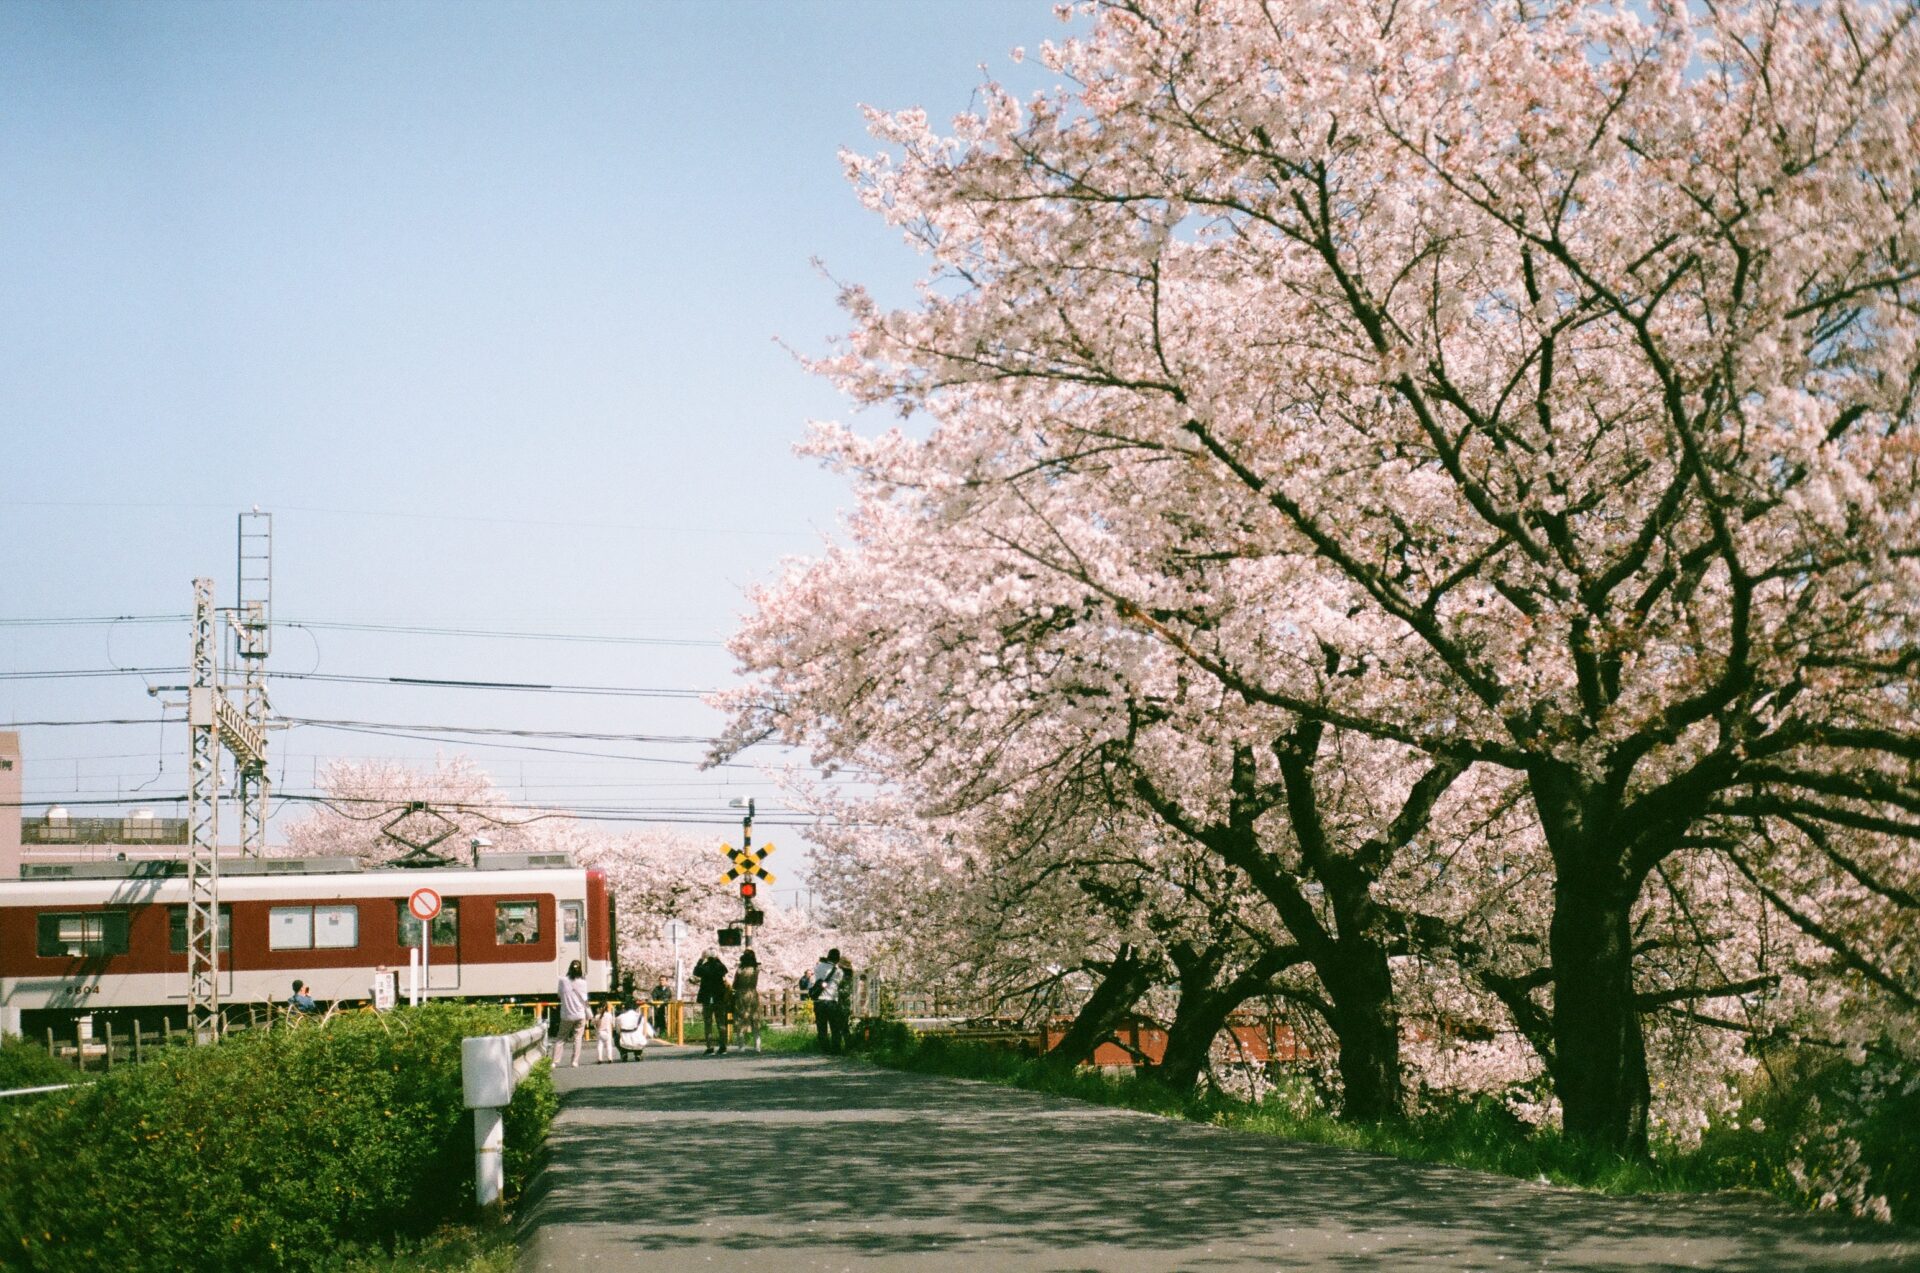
[692, 948, 732, 1055]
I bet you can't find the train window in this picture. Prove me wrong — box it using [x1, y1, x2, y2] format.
[270, 904, 359, 949]
[496, 900, 540, 945]
[168, 905, 233, 953]
[397, 899, 458, 947]
[314, 904, 359, 949]
[36, 912, 130, 958]
[269, 907, 313, 949]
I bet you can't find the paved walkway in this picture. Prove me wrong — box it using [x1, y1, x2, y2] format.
[516, 1045, 1917, 1271]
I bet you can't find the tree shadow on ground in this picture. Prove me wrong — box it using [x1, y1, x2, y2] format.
[517, 1051, 1918, 1272]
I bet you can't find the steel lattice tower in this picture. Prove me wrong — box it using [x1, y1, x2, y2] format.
[185, 577, 222, 1041]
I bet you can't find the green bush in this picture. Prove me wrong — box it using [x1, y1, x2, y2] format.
[0, 1003, 556, 1272]
[0, 1037, 81, 1092]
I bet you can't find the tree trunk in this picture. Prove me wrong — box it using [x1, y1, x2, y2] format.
[1044, 945, 1152, 1069]
[1319, 947, 1404, 1122]
[1158, 976, 1237, 1091]
[1549, 866, 1649, 1154]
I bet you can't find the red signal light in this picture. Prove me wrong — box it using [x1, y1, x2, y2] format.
[739, 880, 757, 899]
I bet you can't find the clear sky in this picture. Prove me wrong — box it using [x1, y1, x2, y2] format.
[0, 0, 1064, 899]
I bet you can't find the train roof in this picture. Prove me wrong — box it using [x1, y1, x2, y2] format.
[11, 852, 579, 882]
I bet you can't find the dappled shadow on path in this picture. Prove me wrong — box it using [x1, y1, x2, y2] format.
[517, 1050, 1917, 1271]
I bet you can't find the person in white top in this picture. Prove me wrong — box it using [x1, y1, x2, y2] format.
[809, 949, 844, 1053]
[615, 1002, 653, 1060]
[595, 1001, 617, 1063]
[553, 959, 590, 1067]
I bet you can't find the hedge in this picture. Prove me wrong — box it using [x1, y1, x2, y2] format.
[0, 1003, 557, 1272]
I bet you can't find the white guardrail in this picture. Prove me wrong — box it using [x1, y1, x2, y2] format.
[461, 1022, 548, 1208]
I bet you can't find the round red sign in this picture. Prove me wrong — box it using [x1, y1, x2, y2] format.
[408, 888, 442, 921]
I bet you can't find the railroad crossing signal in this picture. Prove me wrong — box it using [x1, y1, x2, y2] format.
[719, 842, 776, 886]
[739, 880, 757, 900]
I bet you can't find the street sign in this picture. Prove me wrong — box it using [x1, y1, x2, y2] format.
[408, 887, 443, 921]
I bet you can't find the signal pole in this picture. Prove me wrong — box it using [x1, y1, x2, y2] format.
[740, 799, 755, 950]
[719, 799, 773, 949]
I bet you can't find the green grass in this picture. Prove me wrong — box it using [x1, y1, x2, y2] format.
[852, 1027, 1913, 1224]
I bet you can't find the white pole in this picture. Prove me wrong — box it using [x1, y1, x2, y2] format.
[408, 946, 421, 1007]
[672, 926, 684, 1001]
[473, 1106, 505, 1208]
[420, 927, 430, 999]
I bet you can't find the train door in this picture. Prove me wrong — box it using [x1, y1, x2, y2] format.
[560, 900, 586, 977]
[403, 900, 461, 992]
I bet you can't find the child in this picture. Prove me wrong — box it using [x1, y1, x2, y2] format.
[595, 1001, 617, 1063]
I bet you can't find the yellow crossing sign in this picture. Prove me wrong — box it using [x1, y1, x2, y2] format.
[718, 841, 776, 885]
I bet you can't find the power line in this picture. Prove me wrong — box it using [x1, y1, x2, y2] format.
[0, 669, 714, 696]
[263, 671, 712, 698]
[284, 715, 713, 744]
[0, 718, 182, 727]
[0, 667, 184, 681]
[288, 720, 749, 766]
[279, 619, 723, 648]
[0, 615, 187, 627]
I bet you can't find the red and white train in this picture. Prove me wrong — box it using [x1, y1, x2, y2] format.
[0, 852, 616, 1036]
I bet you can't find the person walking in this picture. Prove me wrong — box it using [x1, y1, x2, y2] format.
[552, 959, 590, 1067]
[733, 949, 763, 1054]
[810, 949, 844, 1053]
[692, 948, 732, 1055]
[595, 1000, 618, 1063]
[829, 952, 855, 1053]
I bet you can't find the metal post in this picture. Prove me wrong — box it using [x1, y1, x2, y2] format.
[186, 577, 222, 1043]
[473, 1107, 506, 1207]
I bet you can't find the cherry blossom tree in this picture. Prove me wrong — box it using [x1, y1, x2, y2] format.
[793, 0, 1920, 1152]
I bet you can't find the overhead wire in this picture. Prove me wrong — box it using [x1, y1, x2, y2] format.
[278, 619, 723, 648]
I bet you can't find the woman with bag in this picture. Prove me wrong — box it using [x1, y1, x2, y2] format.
[552, 959, 590, 1067]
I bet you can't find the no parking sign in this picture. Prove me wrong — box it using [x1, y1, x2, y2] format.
[407, 888, 441, 1008]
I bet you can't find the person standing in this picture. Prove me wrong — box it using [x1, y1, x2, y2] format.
[649, 977, 672, 1034]
[810, 949, 844, 1053]
[553, 959, 590, 1067]
[692, 948, 732, 1055]
[733, 949, 763, 1054]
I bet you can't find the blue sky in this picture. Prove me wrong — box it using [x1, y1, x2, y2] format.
[0, 0, 1065, 894]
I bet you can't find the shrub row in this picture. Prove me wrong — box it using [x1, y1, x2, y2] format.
[0, 1003, 557, 1272]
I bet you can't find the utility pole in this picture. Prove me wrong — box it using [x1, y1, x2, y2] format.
[183, 547, 271, 1042]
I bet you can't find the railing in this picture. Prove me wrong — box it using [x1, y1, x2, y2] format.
[461, 1022, 547, 1208]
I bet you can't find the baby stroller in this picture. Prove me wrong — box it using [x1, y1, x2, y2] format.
[615, 1007, 653, 1061]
